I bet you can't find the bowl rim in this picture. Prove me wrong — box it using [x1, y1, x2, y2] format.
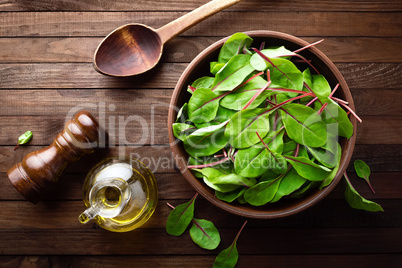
[168, 30, 357, 219]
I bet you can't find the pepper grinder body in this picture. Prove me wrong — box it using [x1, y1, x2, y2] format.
[7, 111, 100, 203]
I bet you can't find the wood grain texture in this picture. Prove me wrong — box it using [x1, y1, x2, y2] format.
[0, 228, 400, 255]
[0, 89, 400, 117]
[1, 37, 401, 63]
[0, 12, 401, 37]
[0, 254, 400, 268]
[1, 0, 402, 11]
[1, 171, 400, 201]
[0, 198, 400, 230]
[0, 63, 401, 89]
[0, 115, 400, 145]
[0, 0, 401, 266]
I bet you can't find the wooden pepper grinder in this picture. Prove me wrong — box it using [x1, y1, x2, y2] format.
[7, 110, 100, 204]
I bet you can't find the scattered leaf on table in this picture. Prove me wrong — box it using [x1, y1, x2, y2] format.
[14, 130, 33, 151]
[344, 173, 383, 212]
[189, 218, 221, 250]
[166, 194, 198, 236]
[354, 159, 375, 193]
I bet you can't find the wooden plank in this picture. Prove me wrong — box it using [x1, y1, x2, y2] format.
[1, 37, 402, 63]
[1, 0, 401, 12]
[0, 12, 401, 37]
[0, 170, 400, 201]
[1, 254, 401, 268]
[0, 145, 178, 173]
[0, 115, 400, 145]
[0, 63, 401, 89]
[0, 198, 399, 230]
[0, 88, 400, 119]
[0, 228, 400, 255]
[1, 144, 401, 173]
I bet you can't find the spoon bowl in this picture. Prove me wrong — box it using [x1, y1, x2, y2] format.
[94, 24, 163, 77]
[93, 0, 243, 77]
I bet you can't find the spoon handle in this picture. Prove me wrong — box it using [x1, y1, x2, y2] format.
[156, 0, 243, 44]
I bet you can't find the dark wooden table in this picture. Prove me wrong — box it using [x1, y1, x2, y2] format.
[1, 0, 401, 267]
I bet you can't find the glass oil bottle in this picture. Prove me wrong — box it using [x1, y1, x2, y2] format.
[79, 157, 158, 232]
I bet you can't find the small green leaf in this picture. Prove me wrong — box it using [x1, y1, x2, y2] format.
[218, 33, 253, 63]
[250, 46, 295, 71]
[215, 188, 246, 203]
[285, 155, 331, 181]
[14, 130, 33, 151]
[213, 221, 247, 268]
[188, 88, 220, 124]
[244, 178, 282, 206]
[212, 55, 255, 93]
[172, 123, 196, 141]
[225, 108, 272, 149]
[271, 168, 307, 203]
[281, 103, 327, 147]
[166, 194, 197, 236]
[354, 160, 375, 193]
[189, 218, 221, 250]
[344, 174, 383, 212]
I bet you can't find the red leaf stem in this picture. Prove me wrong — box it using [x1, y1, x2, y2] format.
[292, 39, 324, 54]
[305, 96, 318, 107]
[267, 87, 313, 95]
[339, 101, 363, 123]
[331, 96, 348, 105]
[317, 102, 328, 115]
[279, 53, 320, 74]
[188, 86, 196, 92]
[233, 221, 248, 244]
[242, 80, 271, 110]
[329, 83, 340, 98]
[259, 41, 265, 51]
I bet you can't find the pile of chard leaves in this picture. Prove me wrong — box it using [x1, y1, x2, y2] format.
[173, 32, 362, 207]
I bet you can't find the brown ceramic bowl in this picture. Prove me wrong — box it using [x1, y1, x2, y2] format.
[168, 30, 357, 219]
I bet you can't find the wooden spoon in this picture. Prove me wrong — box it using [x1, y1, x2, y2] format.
[93, 0, 243, 77]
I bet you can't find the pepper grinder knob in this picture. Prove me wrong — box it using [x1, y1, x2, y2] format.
[7, 111, 100, 203]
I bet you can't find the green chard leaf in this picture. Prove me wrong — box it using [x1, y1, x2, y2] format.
[166, 194, 198, 236]
[270, 168, 307, 203]
[211, 54, 255, 92]
[319, 98, 353, 139]
[225, 108, 272, 149]
[310, 74, 331, 102]
[213, 221, 247, 268]
[183, 120, 228, 158]
[281, 103, 327, 147]
[344, 174, 383, 212]
[354, 159, 375, 193]
[255, 57, 304, 92]
[210, 62, 226, 75]
[176, 103, 188, 123]
[14, 130, 33, 151]
[188, 88, 220, 124]
[250, 46, 295, 71]
[215, 188, 247, 203]
[172, 123, 196, 141]
[319, 143, 342, 190]
[234, 128, 286, 177]
[244, 177, 282, 206]
[189, 218, 221, 250]
[218, 33, 253, 63]
[285, 155, 331, 181]
[220, 75, 270, 110]
[190, 76, 215, 93]
[306, 134, 340, 168]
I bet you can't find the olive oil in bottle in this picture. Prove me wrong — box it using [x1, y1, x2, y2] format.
[79, 157, 158, 232]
